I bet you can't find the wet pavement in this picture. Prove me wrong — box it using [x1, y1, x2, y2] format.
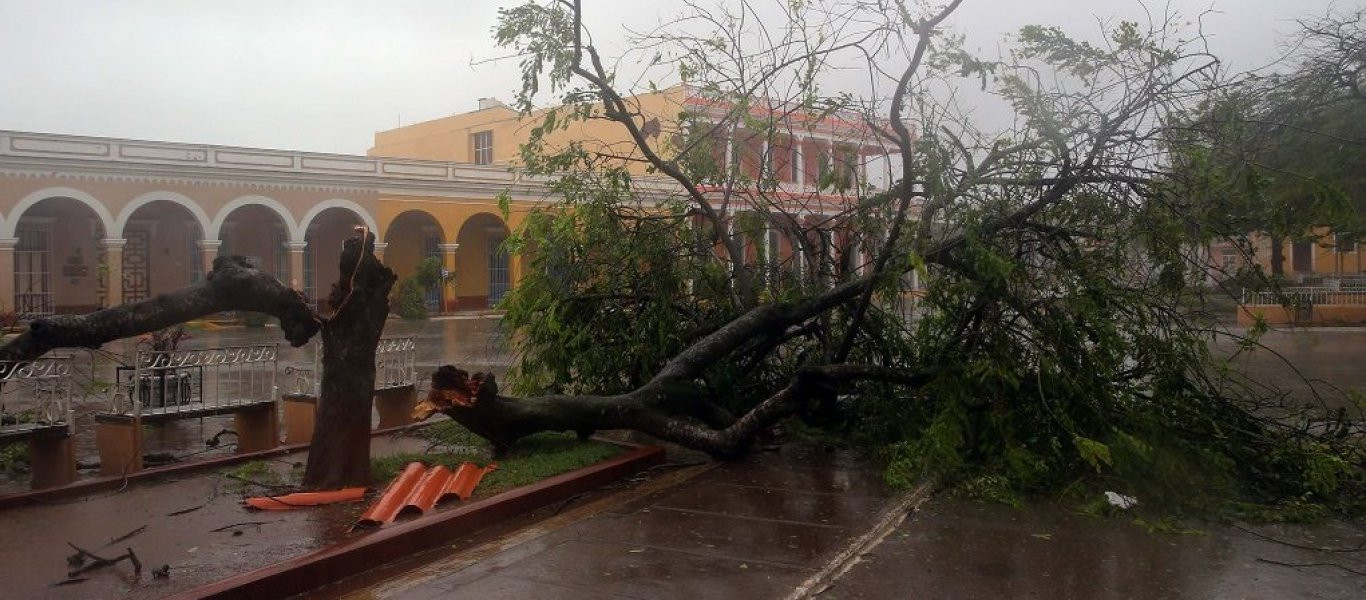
[346, 444, 896, 599]
[0, 430, 439, 599]
[816, 498, 1366, 600]
[1215, 327, 1366, 411]
[1, 321, 1363, 598]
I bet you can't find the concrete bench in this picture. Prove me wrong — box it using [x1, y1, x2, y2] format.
[95, 345, 281, 477]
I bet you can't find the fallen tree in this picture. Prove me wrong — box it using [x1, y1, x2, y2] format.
[0, 232, 395, 490]
[432, 0, 1362, 513]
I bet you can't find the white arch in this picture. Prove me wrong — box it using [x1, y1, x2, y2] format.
[2, 187, 117, 239]
[115, 191, 213, 239]
[298, 199, 382, 244]
[455, 211, 511, 238]
[209, 195, 301, 242]
[384, 209, 447, 244]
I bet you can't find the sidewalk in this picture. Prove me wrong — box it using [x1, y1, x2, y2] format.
[346, 444, 898, 599]
[343, 444, 1365, 600]
[817, 498, 1366, 600]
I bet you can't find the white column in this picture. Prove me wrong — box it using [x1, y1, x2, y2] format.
[724, 131, 735, 175]
[198, 239, 221, 276]
[373, 242, 388, 263]
[0, 238, 16, 313]
[763, 223, 774, 288]
[439, 243, 460, 312]
[760, 140, 769, 181]
[286, 241, 307, 290]
[102, 238, 127, 308]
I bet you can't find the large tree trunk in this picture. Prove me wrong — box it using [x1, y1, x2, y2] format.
[302, 233, 396, 489]
[418, 364, 934, 459]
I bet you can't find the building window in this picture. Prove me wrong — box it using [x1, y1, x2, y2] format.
[1337, 233, 1357, 253]
[471, 131, 493, 165]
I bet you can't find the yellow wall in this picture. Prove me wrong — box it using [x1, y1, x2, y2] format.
[376, 196, 528, 310]
[1220, 228, 1366, 277]
[369, 87, 690, 177]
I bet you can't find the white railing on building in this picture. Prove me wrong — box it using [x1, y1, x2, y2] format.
[109, 344, 278, 418]
[0, 356, 74, 439]
[1242, 287, 1366, 306]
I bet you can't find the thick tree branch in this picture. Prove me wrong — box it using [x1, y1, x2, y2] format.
[430, 362, 938, 457]
[0, 256, 319, 362]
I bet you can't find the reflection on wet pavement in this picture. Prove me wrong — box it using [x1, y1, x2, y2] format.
[359, 444, 894, 600]
[1214, 328, 1366, 410]
[819, 498, 1366, 600]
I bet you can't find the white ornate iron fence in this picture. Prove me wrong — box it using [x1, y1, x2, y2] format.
[0, 356, 74, 438]
[110, 344, 279, 418]
[375, 336, 418, 390]
[306, 335, 418, 396]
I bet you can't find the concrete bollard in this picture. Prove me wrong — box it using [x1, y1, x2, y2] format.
[282, 393, 317, 445]
[28, 434, 76, 490]
[95, 414, 143, 477]
[234, 404, 280, 454]
[374, 384, 418, 430]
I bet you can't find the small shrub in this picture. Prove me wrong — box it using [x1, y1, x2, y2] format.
[395, 278, 429, 320]
[393, 257, 446, 320]
[0, 443, 28, 475]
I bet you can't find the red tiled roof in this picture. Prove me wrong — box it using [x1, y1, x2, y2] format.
[353, 461, 496, 530]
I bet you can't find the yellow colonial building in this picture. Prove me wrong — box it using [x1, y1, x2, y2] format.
[0, 86, 894, 317]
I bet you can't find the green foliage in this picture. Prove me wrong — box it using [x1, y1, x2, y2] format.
[0, 443, 28, 475]
[492, 0, 1364, 520]
[371, 427, 622, 496]
[393, 257, 446, 320]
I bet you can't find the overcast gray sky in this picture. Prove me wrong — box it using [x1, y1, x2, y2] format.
[0, 0, 1345, 155]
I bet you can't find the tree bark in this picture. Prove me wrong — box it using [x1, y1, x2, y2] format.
[0, 256, 318, 362]
[301, 233, 396, 489]
[422, 364, 935, 458]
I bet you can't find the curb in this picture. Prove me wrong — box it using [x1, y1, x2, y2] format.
[168, 444, 665, 600]
[0, 422, 432, 511]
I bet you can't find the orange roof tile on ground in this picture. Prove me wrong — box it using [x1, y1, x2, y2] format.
[354, 461, 496, 530]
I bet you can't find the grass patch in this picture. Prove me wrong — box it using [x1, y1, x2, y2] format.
[225, 459, 302, 492]
[0, 443, 28, 475]
[372, 422, 623, 497]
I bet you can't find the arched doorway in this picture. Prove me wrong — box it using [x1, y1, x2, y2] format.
[304, 207, 365, 312]
[218, 203, 292, 287]
[12, 197, 110, 315]
[383, 210, 445, 312]
[117, 200, 206, 303]
[454, 213, 511, 310]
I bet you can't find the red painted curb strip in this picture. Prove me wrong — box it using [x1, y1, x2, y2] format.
[168, 444, 665, 600]
[0, 423, 430, 511]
